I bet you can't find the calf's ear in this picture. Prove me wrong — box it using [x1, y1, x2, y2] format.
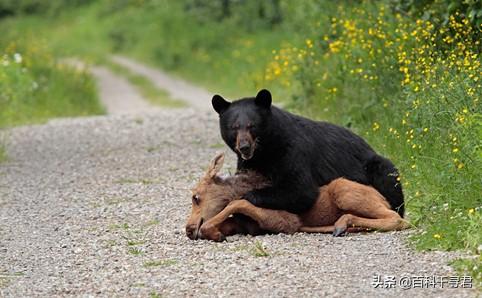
[206, 152, 225, 179]
[212, 95, 231, 114]
[255, 89, 272, 109]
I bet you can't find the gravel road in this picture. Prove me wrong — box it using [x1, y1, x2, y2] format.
[0, 56, 477, 297]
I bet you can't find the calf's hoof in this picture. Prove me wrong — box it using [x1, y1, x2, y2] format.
[200, 223, 226, 242]
[209, 232, 226, 242]
[332, 227, 347, 237]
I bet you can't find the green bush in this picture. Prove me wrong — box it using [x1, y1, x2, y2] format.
[0, 41, 104, 127]
[0, 0, 91, 18]
[391, 0, 482, 28]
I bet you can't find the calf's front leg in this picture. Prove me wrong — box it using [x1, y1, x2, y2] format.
[200, 199, 302, 241]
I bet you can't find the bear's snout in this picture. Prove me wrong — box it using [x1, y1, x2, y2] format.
[236, 131, 256, 160]
[238, 141, 251, 154]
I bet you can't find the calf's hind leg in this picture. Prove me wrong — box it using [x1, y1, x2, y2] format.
[332, 213, 410, 236]
[327, 179, 410, 236]
[300, 210, 408, 236]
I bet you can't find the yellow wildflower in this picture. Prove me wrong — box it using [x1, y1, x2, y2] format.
[329, 40, 343, 53]
[372, 122, 380, 131]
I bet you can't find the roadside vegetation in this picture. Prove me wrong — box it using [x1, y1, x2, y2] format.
[1, 0, 480, 284]
[0, 43, 103, 127]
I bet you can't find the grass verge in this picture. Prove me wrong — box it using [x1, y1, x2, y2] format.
[451, 256, 482, 288]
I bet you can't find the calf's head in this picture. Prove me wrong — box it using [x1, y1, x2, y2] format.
[185, 153, 234, 240]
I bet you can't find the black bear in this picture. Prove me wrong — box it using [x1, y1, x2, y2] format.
[212, 89, 404, 217]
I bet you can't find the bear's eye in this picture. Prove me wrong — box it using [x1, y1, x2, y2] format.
[247, 123, 255, 129]
[192, 194, 200, 205]
[231, 124, 240, 130]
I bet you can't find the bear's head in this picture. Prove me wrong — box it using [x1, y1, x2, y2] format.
[212, 89, 272, 161]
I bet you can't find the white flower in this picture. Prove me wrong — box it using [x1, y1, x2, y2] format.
[14, 53, 22, 64]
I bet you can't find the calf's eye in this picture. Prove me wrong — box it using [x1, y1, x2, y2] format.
[192, 195, 200, 204]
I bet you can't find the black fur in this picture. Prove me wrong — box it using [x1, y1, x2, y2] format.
[212, 89, 404, 216]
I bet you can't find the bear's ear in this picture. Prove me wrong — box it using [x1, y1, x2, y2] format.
[255, 89, 272, 109]
[212, 95, 231, 114]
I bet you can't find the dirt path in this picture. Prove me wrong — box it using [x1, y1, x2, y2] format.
[0, 57, 477, 297]
[90, 65, 160, 115]
[111, 55, 212, 111]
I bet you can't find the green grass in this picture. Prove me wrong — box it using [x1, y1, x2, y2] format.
[128, 247, 144, 256]
[127, 240, 146, 246]
[149, 291, 162, 298]
[104, 61, 185, 108]
[115, 178, 158, 185]
[251, 241, 270, 257]
[143, 219, 160, 227]
[108, 222, 130, 230]
[451, 256, 482, 288]
[231, 242, 270, 257]
[0, 271, 25, 288]
[104, 197, 132, 205]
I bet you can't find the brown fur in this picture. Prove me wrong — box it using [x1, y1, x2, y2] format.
[186, 153, 410, 241]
